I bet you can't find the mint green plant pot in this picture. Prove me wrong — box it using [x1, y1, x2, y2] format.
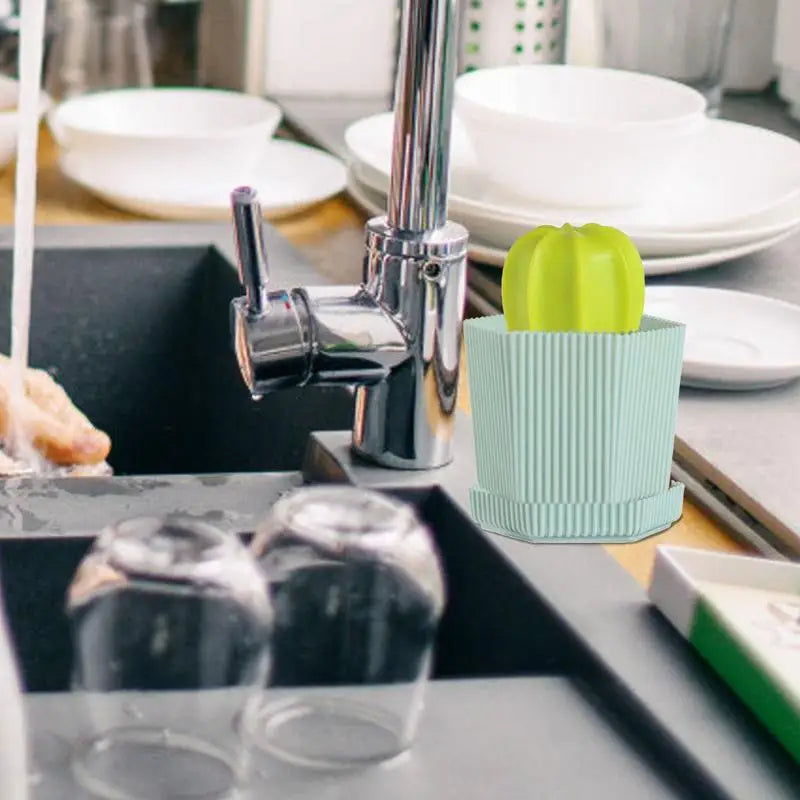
[464, 314, 686, 542]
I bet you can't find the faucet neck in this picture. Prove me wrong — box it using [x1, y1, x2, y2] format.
[387, 0, 461, 233]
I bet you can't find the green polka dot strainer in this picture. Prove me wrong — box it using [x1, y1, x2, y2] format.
[458, 0, 567, 73]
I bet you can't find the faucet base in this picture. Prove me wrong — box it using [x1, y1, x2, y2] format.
[352, 216, 469, 471]
[350, 444, 453, 472]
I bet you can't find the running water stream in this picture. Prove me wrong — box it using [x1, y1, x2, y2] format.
[5, 0, 51, 474]
[0, 2, 49, 797]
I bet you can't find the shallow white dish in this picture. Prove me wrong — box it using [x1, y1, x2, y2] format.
[345, 113, 800, 253]
[644, 286, 800, 389]
[454, 65, 707, 208]
[345, 169, 799, 276]
[50, 88, 282, 186]
[62, 139, 346, 220]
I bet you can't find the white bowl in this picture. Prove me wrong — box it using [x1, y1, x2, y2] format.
[48, 88, 282, 186]
[0, 75, 51, 170]
[454, 65, 707, 209]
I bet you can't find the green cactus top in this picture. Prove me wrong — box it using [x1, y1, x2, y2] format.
[501, 223, 645, 333]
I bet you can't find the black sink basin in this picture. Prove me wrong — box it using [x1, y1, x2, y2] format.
[0, 244, 353, 474]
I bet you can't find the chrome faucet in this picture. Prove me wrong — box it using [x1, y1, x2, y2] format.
[230, 0, 468, 470]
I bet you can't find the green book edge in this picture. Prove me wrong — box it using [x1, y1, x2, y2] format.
[690, 600, 800, 765]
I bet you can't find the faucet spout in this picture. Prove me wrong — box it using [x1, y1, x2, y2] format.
[229, 0, 469, 470]
[231, 282, 410, 396]
[230, 189, 405, 394]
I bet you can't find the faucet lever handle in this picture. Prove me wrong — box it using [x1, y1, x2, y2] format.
[231, 186, 270, 315]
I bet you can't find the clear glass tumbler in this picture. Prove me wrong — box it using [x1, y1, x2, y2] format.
[598, 0, 735, 114]
[66, 516, 272, 800]
[45, 0, 155, 99]
[243, 486, 446, 769]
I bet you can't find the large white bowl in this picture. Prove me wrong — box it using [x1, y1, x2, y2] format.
[0, 75, 51, 170]
[454, 65, 707, 209]
[49, 88, 282, 186]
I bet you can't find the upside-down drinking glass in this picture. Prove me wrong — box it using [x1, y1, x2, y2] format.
[67, 515, 272, 800]
[243, 486, 446, 770]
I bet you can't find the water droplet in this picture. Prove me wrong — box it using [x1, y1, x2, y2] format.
[122, 701, 143, 720]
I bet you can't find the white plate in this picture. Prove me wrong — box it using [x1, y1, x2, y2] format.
[644, 286, 800, 389]
[345, 113, 800, 256]
[60, 139, 346, 220]
[345, 170, 800, 276]
[469, 227, 800, 274]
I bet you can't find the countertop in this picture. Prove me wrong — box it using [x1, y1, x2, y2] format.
[2, 127, 746, 587]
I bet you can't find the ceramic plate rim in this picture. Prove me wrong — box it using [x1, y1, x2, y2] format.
[344, 169, 800, 276]
[60, 139, 346, 219]
[467, 228, 799, 273]
[644, 285, 800, 383]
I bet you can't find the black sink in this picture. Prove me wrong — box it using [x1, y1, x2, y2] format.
[0, 245, 353, 475]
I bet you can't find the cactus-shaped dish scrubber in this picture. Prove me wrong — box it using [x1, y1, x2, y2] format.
[502, 223, 645, 333]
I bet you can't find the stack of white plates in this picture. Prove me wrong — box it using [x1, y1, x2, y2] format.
[344, 112, 800, 276]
